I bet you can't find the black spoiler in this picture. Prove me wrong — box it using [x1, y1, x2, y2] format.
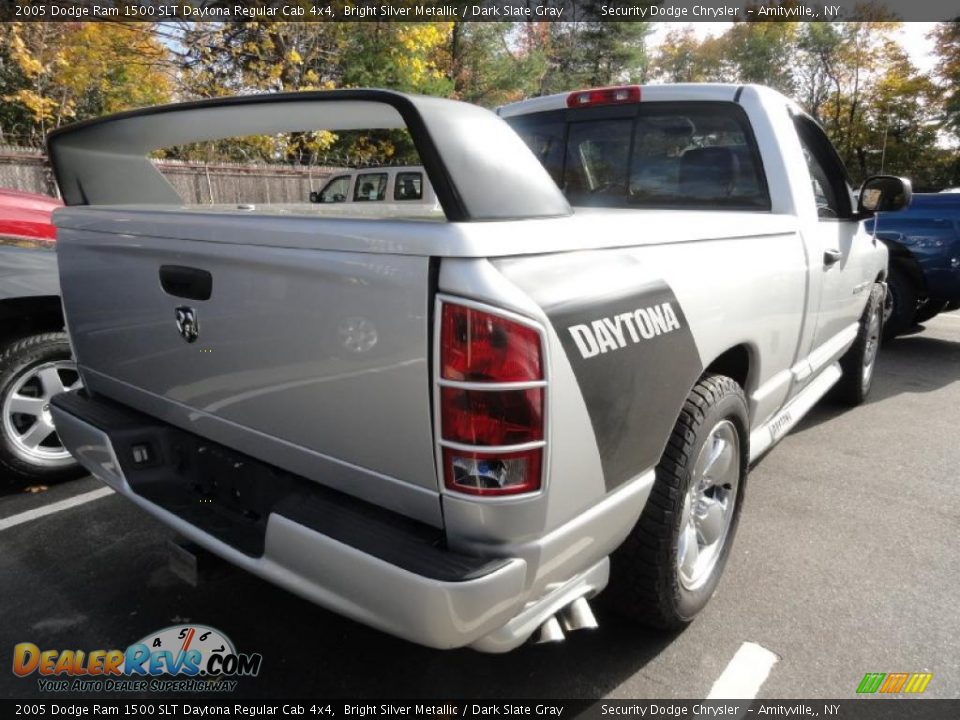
[46, 89, 571, 222]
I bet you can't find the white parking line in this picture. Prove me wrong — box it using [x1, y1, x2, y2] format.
[0, 486, 114, 532]
[707, 641, 780, 699]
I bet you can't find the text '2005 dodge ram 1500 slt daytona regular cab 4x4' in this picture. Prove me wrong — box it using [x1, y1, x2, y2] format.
[46, 85, 909, 652]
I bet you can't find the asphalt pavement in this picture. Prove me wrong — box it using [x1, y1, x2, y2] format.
[1, 311, 958, 700]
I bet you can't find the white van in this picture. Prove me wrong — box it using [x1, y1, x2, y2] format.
[310, 166, 438, 206]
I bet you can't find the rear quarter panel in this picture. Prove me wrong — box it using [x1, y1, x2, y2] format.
[438, 217, 808, 545]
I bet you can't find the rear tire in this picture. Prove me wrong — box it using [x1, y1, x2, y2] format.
[883, 265, 917, 340]
[836, 283, 884, 406]
[0, 332, 83, 483]
[606, 374, 748, 629]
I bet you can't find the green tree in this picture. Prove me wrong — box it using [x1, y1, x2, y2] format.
[725, 18, 799, 94]
[538, 14, 651, 94]
[931, 20, 960, 141]
[444, 22, 546, 107]
[854, 49, 940, 183]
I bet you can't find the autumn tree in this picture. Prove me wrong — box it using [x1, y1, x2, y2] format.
[648, 27, 731, 83]
[0, 23, 172, 142]
[171, 21, 453, 164]
[650, 16, 797, 92]
[0, 25, 35, 142]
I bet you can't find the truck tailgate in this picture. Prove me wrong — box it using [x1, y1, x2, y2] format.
[55, 222, 440, 524]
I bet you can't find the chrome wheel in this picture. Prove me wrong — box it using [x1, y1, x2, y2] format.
[677, 419, 741, 591]
[1, 360, 82, 466]
[862, 303, 881, 389]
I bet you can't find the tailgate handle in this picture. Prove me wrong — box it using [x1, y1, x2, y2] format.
[159, 265, 212, 301]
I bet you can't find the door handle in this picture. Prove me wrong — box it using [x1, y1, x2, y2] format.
[159, 265, 212, 301]
[823, 249, 843, 267]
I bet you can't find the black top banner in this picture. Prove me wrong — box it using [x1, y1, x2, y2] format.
[0, 0, 957, 22]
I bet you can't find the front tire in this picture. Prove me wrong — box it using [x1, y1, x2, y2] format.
[836, 283, 884, 406]
[606, 374, 748, 629]
[0, 332, 83, 482]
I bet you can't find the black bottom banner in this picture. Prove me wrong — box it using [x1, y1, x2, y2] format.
[3, 700, 960, 720]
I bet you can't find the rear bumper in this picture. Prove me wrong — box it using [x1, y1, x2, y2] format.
[51, 391, 643, 652]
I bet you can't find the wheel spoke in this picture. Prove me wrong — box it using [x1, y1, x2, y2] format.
[692, 437, 715, 480]
[37, 367, 67, 398]
[679, 523, 700, 578]
[697, 499, 726, 547]
[703, 435, 735, 485]
[8, 394, 45, 417]
[18, 420, 54, 450]
[679, 494, 694, 528]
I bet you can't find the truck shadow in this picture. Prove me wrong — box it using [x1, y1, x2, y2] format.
[223, 572, 682, 698]
[0, 488, 684, 700]
[792, 328, 960, 434]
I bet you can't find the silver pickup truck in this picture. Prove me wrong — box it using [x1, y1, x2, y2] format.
[48, 85, 909, 652]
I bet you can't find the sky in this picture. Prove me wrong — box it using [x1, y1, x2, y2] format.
[647, 22, 940, 73]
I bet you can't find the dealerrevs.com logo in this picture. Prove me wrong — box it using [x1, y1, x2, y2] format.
[12, 624, 262, 693]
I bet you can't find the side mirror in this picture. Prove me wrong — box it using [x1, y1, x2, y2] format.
[857, 175, 912, 216]
[309, 191, 320, 203]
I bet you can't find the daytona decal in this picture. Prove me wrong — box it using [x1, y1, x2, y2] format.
[494, 255, 704, 491]
[568, 302, 682, 359]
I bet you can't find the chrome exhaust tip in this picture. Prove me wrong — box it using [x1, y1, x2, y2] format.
[559, 597, 598, 633]
[535, 615, 566, 644]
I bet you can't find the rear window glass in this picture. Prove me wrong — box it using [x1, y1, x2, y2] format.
[354, 173, 388, 202]
[394, 172, 424, 200]
[508, 103, 770, 211]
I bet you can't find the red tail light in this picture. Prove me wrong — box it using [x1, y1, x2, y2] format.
[440, 387, 543, 446]
[566, 85, 641, 108]
[441, 303, 543, 382]
[438, 300, 546, 497]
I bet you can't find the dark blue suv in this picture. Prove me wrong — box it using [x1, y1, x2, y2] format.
[866, 192, 960, 338]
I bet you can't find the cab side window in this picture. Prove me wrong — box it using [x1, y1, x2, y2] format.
[793, 116, 853, 220]
[318, 175, 350, 203]
[354, 173, 388, 202]
[394, 172, 423, 201]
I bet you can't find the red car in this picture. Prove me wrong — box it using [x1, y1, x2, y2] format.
[0, 188, 61, 241]
[0, 188, 82, 482]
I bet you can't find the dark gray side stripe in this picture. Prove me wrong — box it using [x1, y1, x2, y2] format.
[495, 256, 703, 491]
